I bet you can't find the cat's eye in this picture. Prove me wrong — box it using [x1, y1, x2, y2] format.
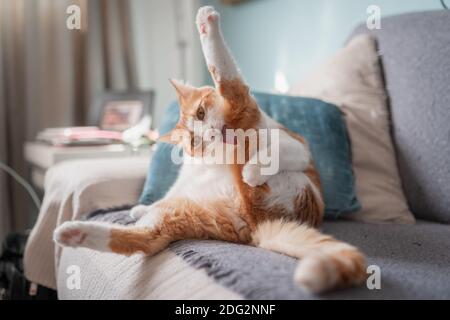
[196, 106, 205, 120]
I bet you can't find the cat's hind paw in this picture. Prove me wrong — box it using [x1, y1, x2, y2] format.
[196, 6, 219, 35]
[54, 221, 87, 248]
[54, 221, 111, 251]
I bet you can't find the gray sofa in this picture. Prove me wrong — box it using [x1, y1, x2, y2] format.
[29, 10, 450, 299]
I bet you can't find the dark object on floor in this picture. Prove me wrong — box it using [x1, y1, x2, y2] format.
[0, 232, 57, 300]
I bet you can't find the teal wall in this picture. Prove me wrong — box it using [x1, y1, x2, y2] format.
[203, 0, 442, 91]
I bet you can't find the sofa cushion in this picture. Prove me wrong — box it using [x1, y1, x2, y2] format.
[350, 10, 450, 223]
[138, 101, 182, 205]
[139, 94, 361, 217]
[75, 209, 450, 299]
[291, 34, 415, 224]
[23, 158, 149, 290]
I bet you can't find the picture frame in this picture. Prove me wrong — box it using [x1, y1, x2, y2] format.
[90, 91, 155, 131]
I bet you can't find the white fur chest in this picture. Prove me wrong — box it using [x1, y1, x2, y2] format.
[166, 158, 236, 203]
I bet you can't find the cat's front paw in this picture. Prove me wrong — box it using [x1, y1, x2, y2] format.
[242, 163, 269, 187]
[196, 6, 219, 35]
[54, 221, 87, 248]
[130, 205, 151, 220]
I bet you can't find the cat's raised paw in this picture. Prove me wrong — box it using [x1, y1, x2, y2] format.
[242, 163, 269, 187]
[196, 6, 219, 35]
[54, 221, 87, 247]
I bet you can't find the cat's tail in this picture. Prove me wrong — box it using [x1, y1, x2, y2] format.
[251, 219, 367, 294]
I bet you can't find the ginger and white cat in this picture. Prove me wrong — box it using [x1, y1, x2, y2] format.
[54, 6, 366, 293]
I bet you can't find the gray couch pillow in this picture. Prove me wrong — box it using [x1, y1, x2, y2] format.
[351, 10, 450, 223]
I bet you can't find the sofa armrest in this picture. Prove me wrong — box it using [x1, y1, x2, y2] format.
[46, 157, 149, 220]
[24, 157, 150, 289]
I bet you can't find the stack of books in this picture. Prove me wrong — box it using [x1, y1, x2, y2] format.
[36, 127, 123, 146]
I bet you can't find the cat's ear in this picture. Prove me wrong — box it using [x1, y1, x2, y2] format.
[169, 79, 195, 99]
[158, 126, 187, 145]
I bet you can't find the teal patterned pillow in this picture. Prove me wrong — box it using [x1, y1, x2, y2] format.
[139, 92, 360, 218]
